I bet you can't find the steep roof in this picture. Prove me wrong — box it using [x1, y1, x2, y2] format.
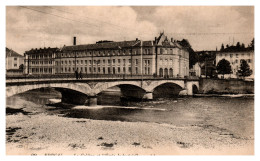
[6, 48, 23, 57]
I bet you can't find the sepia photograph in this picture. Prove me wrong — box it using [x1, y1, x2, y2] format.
[5, 5, 255, 156]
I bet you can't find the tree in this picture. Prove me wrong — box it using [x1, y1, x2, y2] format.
[250, 38, 254, 49]
[216, 59, 232, 77]
[226, 44, 229, 48]
[19, 64, 24, 70]
[236, 42, 241, 48]
[221, 44, 224, 51]
[238, 59, 252, 78]
[241, 43, 245, 49]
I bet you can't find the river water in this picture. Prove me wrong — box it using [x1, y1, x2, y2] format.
[6, 89, 254, 140]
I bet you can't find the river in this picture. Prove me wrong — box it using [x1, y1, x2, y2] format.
[6, 89, 254, 140]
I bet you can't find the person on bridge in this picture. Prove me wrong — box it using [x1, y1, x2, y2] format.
[75, 69, 79, 80]
[79, 71, 83, 79]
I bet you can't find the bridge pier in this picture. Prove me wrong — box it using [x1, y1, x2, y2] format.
[143, 92, 153, 100]
[87, 96, 98, 106]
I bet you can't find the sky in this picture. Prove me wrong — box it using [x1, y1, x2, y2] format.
[6, 6, 254, 55]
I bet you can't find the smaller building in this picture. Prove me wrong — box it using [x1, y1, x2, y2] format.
[6, 48, 24, 76]
[189, 62, 201, 77]
[216, 48, 254, 79]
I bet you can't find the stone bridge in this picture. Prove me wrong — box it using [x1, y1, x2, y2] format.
[6, 78, 199, 106]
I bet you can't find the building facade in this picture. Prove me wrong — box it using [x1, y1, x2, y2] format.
[24, 47, 58, 75]
[216, 49, 254, 78]
[24, 33, 190, 77]
[6, 48, 24, 76]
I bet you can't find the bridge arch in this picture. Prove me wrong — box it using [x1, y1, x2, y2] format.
[92, 81, 145, 95]
[144, 80, 185, 92]
[6, 83, 92, 98]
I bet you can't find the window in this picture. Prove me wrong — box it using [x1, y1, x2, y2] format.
[103, 60, 106, 64]
[123, 59, 126, 65]
[81, 60, 83, 64]
[129, 59, 131, 63]
[108, 60, 111, 64]
[14, 64, 17, 67]
[85, 60, 87, 64]
[85, 67, 87, 73]
[136, 67, 138, 74]
[235, 59, 238, 63]
[128, 67, 131, 73]
[14, 57, 17, 61]
[94, 67, 96, 72]
[118, 67, 120, 73]
[98, 67, 100, 73]
[113, 59, 115, 64]
[103, 67, 105, 74]
[236, 54, 239, 58]
[118, 59, 121, 63]
[123, 67, 125, 73]
[89, 67, 92, 72]
[89, 60, 92, 64]
[113, 67, 115, 74]
[248, 59, 251, 63]
[61, 61, 63, 65]
[230, 54, 233, 58]
[77, 60, 79, 64]
[160, 48, 164, 54]
[136, 59, 138, 65]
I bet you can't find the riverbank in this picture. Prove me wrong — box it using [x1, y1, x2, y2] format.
[6, 109, 253, 155]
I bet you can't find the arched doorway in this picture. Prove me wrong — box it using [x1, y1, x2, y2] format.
[164, 68, 168, 78]
[159, 68, 163, 77]
[169, 68, 173, 77]
[192, 85, 199, 94]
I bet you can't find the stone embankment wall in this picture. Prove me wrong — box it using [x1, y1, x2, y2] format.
[199, 78, 254, 94]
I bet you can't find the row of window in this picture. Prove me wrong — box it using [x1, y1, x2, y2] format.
[219, 53, 251, 58]
[31, 61, 53, 65]
[59, 66, 151, 75]
[59, 59, 151, 66]
[31, 68, 53, 73]
[231, 59, 252, 64]
[30, 54, 53, 59]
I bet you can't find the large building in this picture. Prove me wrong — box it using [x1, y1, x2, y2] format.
[216, 48, 254, 79]
[6, 47, 24, 76]
[24, 33, 190, 78]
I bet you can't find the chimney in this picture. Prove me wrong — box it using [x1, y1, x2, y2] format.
[73, 37, 76, 46]
[171, 38, 173, 42]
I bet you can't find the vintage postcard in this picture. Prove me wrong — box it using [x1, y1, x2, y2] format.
[5, 6, 254, 156]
